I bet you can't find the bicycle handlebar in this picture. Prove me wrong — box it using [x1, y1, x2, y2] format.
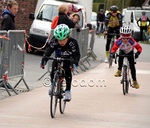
[115, 53, 133, 57]
[107, 33, 120, 36]
[45, 56, 73, 62]
[114, 53, 136, 64]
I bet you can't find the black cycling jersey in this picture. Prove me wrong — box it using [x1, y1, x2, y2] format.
[43, 37, 80, 66]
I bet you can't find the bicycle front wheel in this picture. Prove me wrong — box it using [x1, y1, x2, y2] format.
[108, 40, 114, 68]
[50, 72, 59, 118]
[122, 67, 128, 95]
[59, 80, 66, 114]
[109, 56, 113, 68]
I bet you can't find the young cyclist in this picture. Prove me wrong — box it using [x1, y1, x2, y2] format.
[111, 26, 142, 89]
[40, 24, 80, 101]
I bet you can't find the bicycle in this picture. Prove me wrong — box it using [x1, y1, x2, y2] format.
[115, 53, 134, 95]
[45, 56, 73, 118]
[107, 32, 119, 68]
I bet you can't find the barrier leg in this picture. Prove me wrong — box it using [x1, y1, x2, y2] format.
[0, 80, 18, 96]
[38, 70, 51, 81]
[14, 77, 29, 91]
[79, 61, 89, 70]
[78, 64, 86, 72]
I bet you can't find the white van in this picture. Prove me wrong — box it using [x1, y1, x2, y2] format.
[90, 12, 97, 28]
[122, 7, 150, 41]
[27, 0, 86, 53]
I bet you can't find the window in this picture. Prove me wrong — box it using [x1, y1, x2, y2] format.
[135, 11, 150, 21]
[36, 4, 84, 27]
[37, 4, 58, 21]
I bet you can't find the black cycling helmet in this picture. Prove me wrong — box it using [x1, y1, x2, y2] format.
[142, 11, 146, 15]
[110, 5, 118, 12]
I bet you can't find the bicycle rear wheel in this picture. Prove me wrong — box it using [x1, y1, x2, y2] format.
[50, 72, 59, 118]
[122, 67, 128, 95]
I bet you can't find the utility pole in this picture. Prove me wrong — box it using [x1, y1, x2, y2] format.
[122, 0, 125, 11]
[104, 0, 107, 11]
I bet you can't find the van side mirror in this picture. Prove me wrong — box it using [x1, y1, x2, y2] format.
[29, 13, 35, 20]
[130, 12, 133, 23]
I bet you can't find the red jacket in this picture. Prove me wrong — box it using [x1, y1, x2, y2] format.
[111, 37, 142, 54]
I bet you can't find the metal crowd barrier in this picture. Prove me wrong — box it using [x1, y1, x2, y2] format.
[87, 30, 97, 60]
[38, 28, 96, 80]
[0, 30, 29, 96]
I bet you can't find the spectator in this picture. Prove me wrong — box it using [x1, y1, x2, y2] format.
[71, 13, 81, 28]
[137, 11, 150, 41]
[67, 3, 80, 17]
[51, 4, 75, 29]
[1, 0, 18, 30]
[96, 9, 105, 34]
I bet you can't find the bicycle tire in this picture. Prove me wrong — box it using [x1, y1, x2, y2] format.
[50, 72, 59, 118]
[109, 56, 113, 68]
[125, 80, 129, 94]
[122, 67, 127, 95]
[59, 95, 66, 114]
[108, 39, 114, 68]
[57, 80, 66, 114]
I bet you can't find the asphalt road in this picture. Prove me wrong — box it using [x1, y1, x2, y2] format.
[0, 36, 150, 128]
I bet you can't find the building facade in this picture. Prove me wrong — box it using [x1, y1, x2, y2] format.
[0, 0, 38, 34]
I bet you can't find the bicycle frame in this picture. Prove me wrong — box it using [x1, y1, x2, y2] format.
[108, 33, 119, 68]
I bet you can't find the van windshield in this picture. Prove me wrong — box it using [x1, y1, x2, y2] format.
[37, 4, 58, 21]
[37, 4, 84, 27]
[135, 11, 150, 21]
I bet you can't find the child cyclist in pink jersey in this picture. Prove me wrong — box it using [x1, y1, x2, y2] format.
[111, 26, 142, 89]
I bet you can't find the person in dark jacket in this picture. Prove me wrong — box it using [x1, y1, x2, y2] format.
[53, 4, 75, 29]
[96, 9, 105, 34]
[51, 4, 81, 29]
[41, 24, 80, 101]
[1, 0, 18, 30]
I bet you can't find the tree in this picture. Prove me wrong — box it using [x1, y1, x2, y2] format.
[130, 0, 145, 6]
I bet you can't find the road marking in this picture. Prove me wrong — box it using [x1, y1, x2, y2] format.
[137, 70, 150, 74]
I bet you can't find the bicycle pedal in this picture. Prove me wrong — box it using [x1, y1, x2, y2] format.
[64, 99, 71, 102]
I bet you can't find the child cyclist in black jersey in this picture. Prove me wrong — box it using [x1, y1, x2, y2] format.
[40, 24, 80, 101]
[111, 26, 142, 89]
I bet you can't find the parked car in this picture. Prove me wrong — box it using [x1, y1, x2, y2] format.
[90, 12, 97, 28]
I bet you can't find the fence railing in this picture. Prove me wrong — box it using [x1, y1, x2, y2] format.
[0, 30, 29, 96]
